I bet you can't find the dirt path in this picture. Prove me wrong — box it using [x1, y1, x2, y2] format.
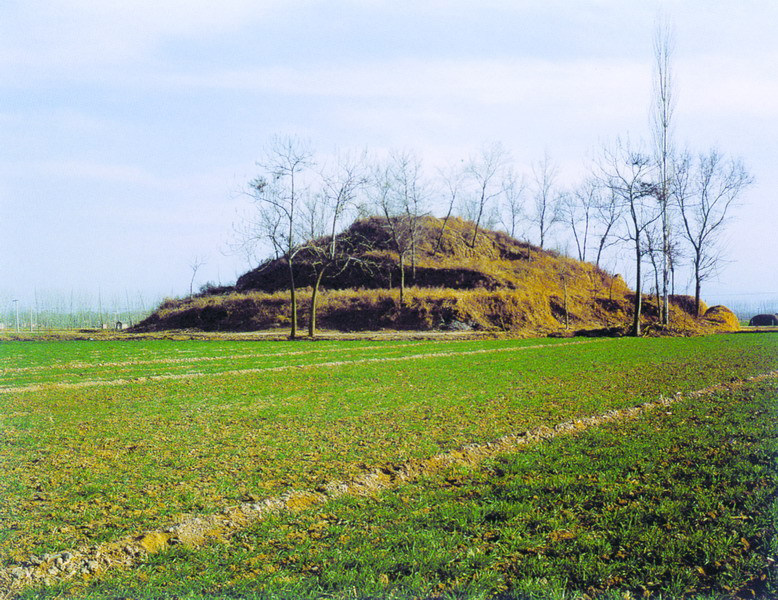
[0, 339, 602, 395]
[3, 369, 775, 597]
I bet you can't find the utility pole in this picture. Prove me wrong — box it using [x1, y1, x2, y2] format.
[13, 299, 19, 332]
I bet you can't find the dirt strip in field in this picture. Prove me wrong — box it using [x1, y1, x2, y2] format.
[0, 339, 602, 395]
[2, 369, 775, 597]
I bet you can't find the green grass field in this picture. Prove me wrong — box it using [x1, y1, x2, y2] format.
[1, 333, 777, 598]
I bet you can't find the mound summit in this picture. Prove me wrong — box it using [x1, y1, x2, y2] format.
[136, 216, 737, 336]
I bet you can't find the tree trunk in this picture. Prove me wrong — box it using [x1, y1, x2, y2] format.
[433, 210, 453, 256]
[469, 222, 480, 248]
[653, 266, 661, 323]
[632, 241, 642, 337]
[470, 198, 484, 248]
[662, 242, 670, 325]
[288, 259, 297, 339]
[694, 258, 702, 317]
[308, 269, 326, 338]
[660, 189, 670, 327]
[399, 253, 406, 306]
[411, 237, 417, 282]
[595, 238, 606, 270]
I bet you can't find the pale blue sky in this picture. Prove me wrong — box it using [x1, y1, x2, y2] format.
[1, 1, 776, 313]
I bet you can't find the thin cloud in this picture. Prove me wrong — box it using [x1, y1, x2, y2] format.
[8, 159, 163, 187]
[0, 0, 280, 71]
[678, 53, 778, 118]
[168, 57, 649, 113]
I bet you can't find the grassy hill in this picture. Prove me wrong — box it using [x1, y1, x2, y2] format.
[136, 216, 737, 336]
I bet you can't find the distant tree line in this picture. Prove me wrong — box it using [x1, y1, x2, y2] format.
[232, 24, 752, 339]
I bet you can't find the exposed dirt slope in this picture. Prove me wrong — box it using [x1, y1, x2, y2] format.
[136, 217, 737, 335]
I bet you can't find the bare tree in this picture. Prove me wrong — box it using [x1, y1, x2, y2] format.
[674, 149, 752, 315]
[499, 168, 526, 239]
[462, 143, 509, 247]
[302, 151, 367, 337]
[599, 140, 659, 336]
[433, 161, 465, 255]
[248, 136, 314, 339]
[561, 177, 601, 262]
[370, 151, 428, 305]
[530, 153, 563, 249]
[188, 255, 207, 296]
[592, 187, 621, 269]
[651, 19, 676, 324]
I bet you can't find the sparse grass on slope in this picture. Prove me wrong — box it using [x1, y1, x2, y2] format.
[138, 216, 650, 334]
[138, 215, 738, 335]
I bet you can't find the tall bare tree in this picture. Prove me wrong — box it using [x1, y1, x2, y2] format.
[530, 153, 563, 249]
[599, 140, 659, 336]
[248, 136, 314, 339]
[652, 20, 676, 325]
[674, 149, 752, 316]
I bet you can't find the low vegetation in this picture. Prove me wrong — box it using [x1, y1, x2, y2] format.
[30, 377, 776, 600]
[1, 333, 776, 598]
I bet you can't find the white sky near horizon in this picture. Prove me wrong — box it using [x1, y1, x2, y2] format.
[1, 1, 776, 314]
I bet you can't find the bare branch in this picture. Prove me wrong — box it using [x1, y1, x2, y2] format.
[530, 153, 563, 249]
[674, 148, 753, 314]
[461, 142, 510, 247]
[499, 168, 526, 239]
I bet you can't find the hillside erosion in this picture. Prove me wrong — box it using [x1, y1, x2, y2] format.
[136, 217, 738, 336]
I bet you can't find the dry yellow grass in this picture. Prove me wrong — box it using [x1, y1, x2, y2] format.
[138, 217, 733, 336]
[703, 305, 740, 332]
